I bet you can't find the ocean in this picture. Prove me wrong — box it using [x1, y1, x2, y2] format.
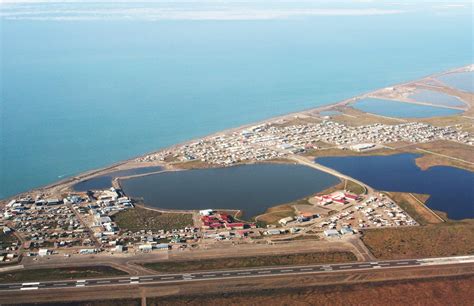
[1, 1, 472, 199]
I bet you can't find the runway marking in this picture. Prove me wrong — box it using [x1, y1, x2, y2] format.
[2, 255, 473, 292]
[96, 280, 111, 284]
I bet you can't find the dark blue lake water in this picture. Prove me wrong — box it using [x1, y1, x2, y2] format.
[120, 164, 339, 218]
[73, 166, 162, 191]
[316, 154, 474, 220]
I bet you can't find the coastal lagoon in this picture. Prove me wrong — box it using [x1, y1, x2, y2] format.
[317, 154, 474, 220]
[120, 164, 339, 219]
[437, 71, 473, 93]
[352, 98, 461, 118]
[409, 89, 466, 107]
[73, 166, 162, 191]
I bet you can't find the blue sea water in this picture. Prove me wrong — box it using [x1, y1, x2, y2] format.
[316, 154, 474, 220]
[353, 98, 462, 118]
[1, 1, 473, 199]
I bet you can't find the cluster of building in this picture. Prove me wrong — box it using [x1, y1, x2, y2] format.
[315, 192, 360, 206]
[200, 209, 255, 230]
[278, 213, 319, 226]
[131, 226, 199, 253]
[318, 194, 417, 233]
[2, 195, 95, 253]
[137, 120, 471, 165]
[74, 188, 134, 243]
[197, 210, 263, 241]
[354, 196, 417, 228]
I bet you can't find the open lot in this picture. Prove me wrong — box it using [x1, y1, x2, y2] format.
[0, 266, 127, 283]
[113, 206, 194, 232]
[385, 192, 441, 225]
[254, 204, 296, 225]
[412, 140, 474, 171]
[361, 221, 474, 260]
[143, 251, 357, 273]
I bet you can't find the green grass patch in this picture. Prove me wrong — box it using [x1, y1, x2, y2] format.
[143, 251, 357, 273]
[0, 266, 128, 283]
[344, 180, 366, 195]
[113, 206, 193, 232]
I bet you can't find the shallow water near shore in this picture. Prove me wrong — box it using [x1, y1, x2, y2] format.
[120, 164, 339, 219]
[316, 154, 474, 220]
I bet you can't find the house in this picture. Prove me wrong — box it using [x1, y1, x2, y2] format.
[46, 199, 62, 205]
[155, 243, 170, 251]
[2, 227, 12, 235]
[38, 248, 50, 256]
[324, 229, 340, 237]
[350, 143, 375, 152]
[199, 209, 214, 216]
[278, 216, 294, 226]
[138, 244, 153, 252]
[79, 248, 97, 255]
[340, 226, 354, 235]
[344, 193, 360, 201]
[224, 223, 242, 230]
[266, 229, 282, 235]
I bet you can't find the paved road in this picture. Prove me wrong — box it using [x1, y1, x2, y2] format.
[289, 156, 372, 194]
[2, 255, 474, 292]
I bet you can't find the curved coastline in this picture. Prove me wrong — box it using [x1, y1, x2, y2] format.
[1, 64, 472, 204]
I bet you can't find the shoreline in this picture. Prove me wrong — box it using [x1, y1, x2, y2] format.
[1, 64, 472, 203]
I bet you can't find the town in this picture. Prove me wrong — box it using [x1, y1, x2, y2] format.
[0, 181, 418, 261]
[137, 120, 472, 166]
